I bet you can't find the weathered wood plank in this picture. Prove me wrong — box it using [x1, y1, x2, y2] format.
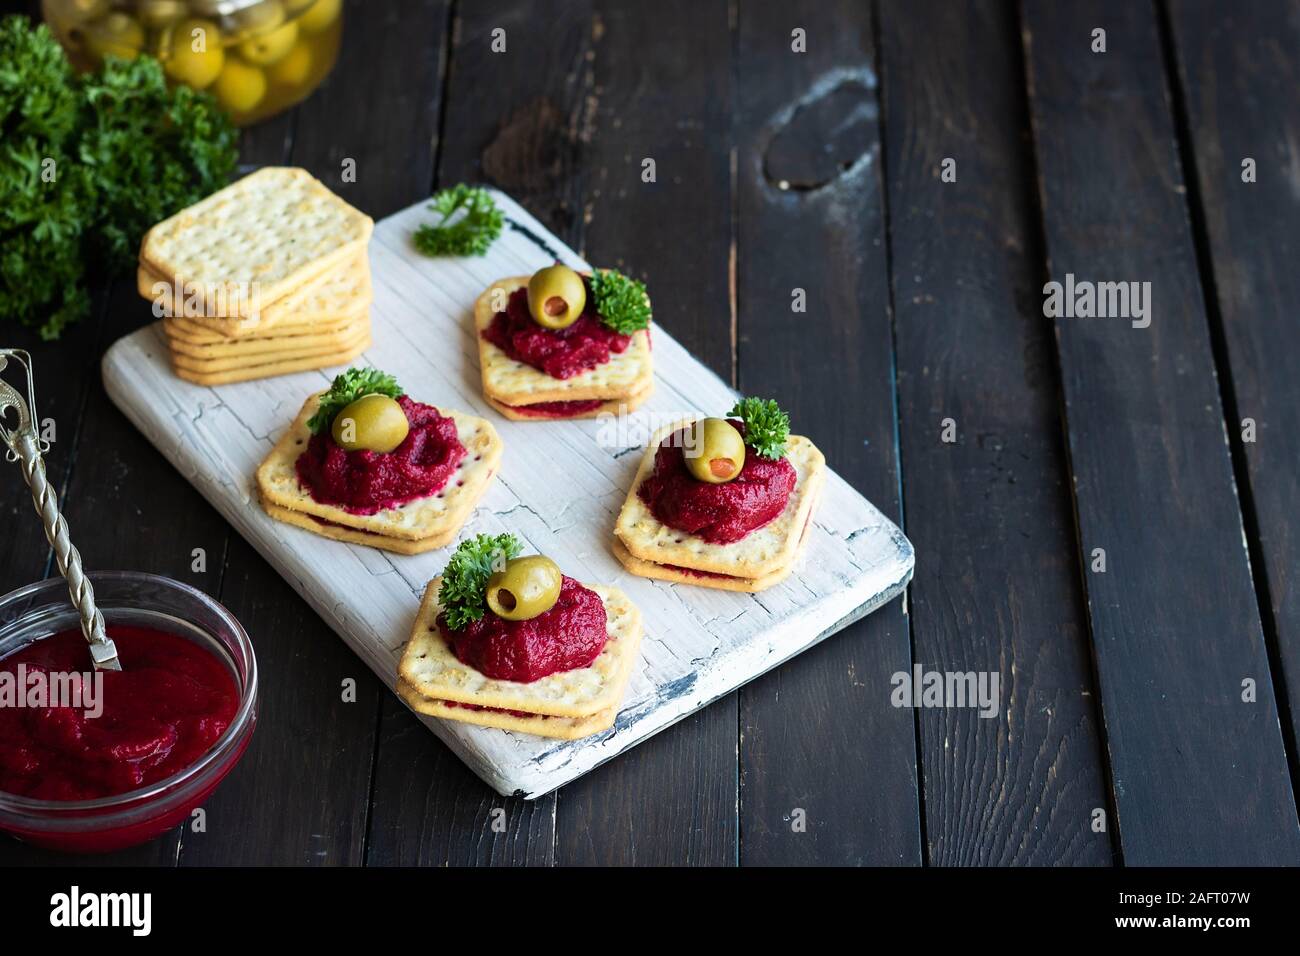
[733, 0, 921, 865]
[292, 0, 450, 222]
[1166, 0, 1300, 779]
[880, 0, 1113, 866]
[551, 0, 740, 867]
[1021, 0, 1300, 864]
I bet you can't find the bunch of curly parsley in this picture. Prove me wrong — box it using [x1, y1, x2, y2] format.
[0, 17, 238, 339]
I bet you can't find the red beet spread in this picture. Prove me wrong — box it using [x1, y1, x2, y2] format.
[438, 700, 550, 720]
[295, 396, 466, 514]
[503, 398, 607, 418]
[439, 576, 607, 683]
[664, 564, 735, 580]
[638, 421, 796, 544]
[482, 285, 632, 380]
[0, 627, 238, 801]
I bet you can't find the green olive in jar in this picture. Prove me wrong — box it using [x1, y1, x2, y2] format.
[331, 394, 410, 454]
[67, 0, 112, 16]
[164, 18, 225, 89]
[486, 556, 563, 621]
[83, 12, 145, 61]
[137, 0, 188, 30]
[230, 0, 286, 33]
[297, 0, 342, 34]
[267, 41, 314, 86]
[239, 20, 298, 65]
[527, 264, 586, 330]
[213, 59, 268, 114]
[684, 417, 746, 483]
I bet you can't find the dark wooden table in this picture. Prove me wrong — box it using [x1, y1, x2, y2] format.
[2, 0, 1299, 867]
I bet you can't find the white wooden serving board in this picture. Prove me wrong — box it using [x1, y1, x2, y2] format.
[102, 191, 914, 798]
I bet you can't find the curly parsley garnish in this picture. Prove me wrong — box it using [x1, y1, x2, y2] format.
[307, 367, 403, 434]
[0, 17, 237, 339]
[439, 533, 523, 630]
[589, 269, 652, 335]
[413, 184, 504, 257]
[728, 396, 790, 460]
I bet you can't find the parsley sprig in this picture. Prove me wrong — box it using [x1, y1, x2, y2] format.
[590, 269, 652, 335]
[307, 367, 403, 434]
[413, 184, 504, 257]
[728, 396, 790, 460]
[439, 534, 523, 630]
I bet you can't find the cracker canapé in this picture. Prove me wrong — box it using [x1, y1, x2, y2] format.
[474, 276, 653, 406]
[398, 577, 643, 722]
[256, 393, 502, 545]
[613, 419, 826, 579]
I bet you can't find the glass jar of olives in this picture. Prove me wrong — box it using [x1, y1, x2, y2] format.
[41, 0, 343, 126]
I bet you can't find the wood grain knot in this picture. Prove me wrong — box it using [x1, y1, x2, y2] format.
[763, 81, 878, 191]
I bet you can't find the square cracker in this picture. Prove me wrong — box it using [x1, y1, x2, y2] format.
[168, 324, 368, 367]
[610, 481, 820, 592]
[139, 167, 373, 321]
[256, 393, 502, 544]
[163, 310, 362, 345]
[172, 336, 369, 386]
[397, 678, 616, 740]
[398, 577, 643, 720]
[484, 380, 653, 422]
[260, 500, 448, 555]
[139, 251, 372, 338]
[474, 277, 653, 405]
[610, 538, 794, 593]
[614, 419, 826, 578]
[165, 317, 368, 360]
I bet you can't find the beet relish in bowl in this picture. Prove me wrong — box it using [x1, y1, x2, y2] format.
[0, 573, 257, 853]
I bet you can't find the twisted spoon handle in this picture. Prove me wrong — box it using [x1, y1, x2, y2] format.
[12, 430, 120, 671]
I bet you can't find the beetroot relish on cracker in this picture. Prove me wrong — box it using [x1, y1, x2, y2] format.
[292, 368, 466, 514]
[396, 534, 645, 740]
[613, 396, 827, 592]
[482, 284, 633, 381]
[431, 534, 606, 683]
[639, 399, 796, 544]
[474, 264, 654, 420]
[255, 367, 503, 554]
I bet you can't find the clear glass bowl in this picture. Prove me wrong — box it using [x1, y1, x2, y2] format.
[0, 572, 257, 853]
[42, 0, 344, 125]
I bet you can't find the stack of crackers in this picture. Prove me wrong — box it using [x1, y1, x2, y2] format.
[137, 167, 375, 386]
[397, 578, 645, 739]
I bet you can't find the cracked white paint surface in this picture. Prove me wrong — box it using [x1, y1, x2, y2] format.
[102, 192, 914, 798]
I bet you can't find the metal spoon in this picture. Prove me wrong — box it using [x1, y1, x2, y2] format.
[0, 350, 120, 671]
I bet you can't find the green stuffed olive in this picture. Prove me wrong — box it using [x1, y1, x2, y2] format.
[527, 264, 586, 330]
[684, 417, 746, 484]
[331, 394, 409, 453]
[486, 555, 563, 621]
